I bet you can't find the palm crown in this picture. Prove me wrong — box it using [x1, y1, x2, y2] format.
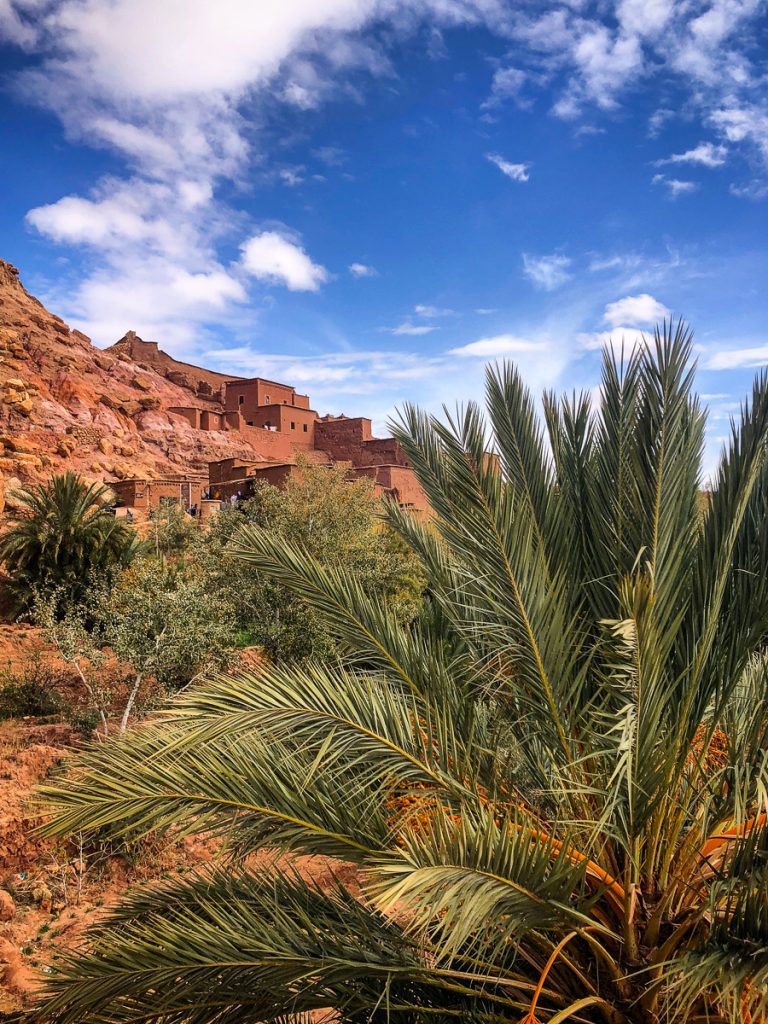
[0, 470, 139, 609]
[39, 324, 768, 1024]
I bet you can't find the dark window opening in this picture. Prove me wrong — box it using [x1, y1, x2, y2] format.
[291, 421, 296, 430]
[303, 424, 308, 433]
[246, 420, 254, 426]
[238, 395, 244, 405]
[265, 394, 270, 403]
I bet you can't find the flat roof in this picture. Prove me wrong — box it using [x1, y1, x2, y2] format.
[110, 476, 207, 484]
[224, 376, 301, 391]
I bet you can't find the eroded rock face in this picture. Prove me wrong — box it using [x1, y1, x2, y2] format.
[0, 259, 267, 486]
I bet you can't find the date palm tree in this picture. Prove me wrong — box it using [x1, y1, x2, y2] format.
[38, 324, 768, 1024]
[0, 470, 139, 610]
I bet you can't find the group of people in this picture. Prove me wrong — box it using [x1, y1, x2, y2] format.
[187, 490, 243, 517]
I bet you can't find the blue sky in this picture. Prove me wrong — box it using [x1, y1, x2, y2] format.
[1, 1, 767, 472]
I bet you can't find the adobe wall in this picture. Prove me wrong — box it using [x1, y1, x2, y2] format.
[248, 404, 316, 444]
[225, 378, 307, 416]
[360, 437, 410, 467]
[108, 330, 239, 393]
[110, 479, 144, 508]
[110, 477, 207, 511]
[200, 410, 226, 430]
[349, 464, 428, 513]
[316, 417, 372, 444]
[169, 406, 201, 429]
[314, 419, 412, 469]
[236, 423, 298, 461]
[375, 465, 428, 512]
[209, 457, 272, 485]
[213, 463, 299, 500]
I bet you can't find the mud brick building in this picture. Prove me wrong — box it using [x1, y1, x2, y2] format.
[111, 375, 429, 514]
[108, 475, 208, 511]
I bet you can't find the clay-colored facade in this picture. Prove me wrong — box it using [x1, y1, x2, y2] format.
[108, 476, 207, 511]
[111, 374, 429, 515]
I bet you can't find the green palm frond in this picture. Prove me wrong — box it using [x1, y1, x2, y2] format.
[41, 866, 529, 1024]
[0, 470, 140, 610]
[35, 325, 768, 1024]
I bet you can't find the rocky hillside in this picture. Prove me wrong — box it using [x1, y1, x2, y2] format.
[0, 259, 264, 500]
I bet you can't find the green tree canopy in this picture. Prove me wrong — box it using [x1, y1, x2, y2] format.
[196, 459, 424, 660]
[37, 325, 768, 1024]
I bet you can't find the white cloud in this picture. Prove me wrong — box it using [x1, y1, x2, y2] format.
[475, 307, 498, 315]
[415, 304, 454, 317]
[710, 104, 768, 163]
[279, 166, 305, 187]
[603, 293, 670, 327]
[657, 141, 728, 167]
[241, 230, 328, 292]
[482, 66, 527, 109]
[3, 0, 520, 363]
[522, 253, 571, 291]
[652, 173, 699, 198]
[388, 322, 437, 336]
[486, 153, 530, 182]
[349, 262, 377, 278]
[449, 334, 545, 358]
[648, 107, 674, 136]
[508, 0, 768, 176]
[314, 145, 347, 166]
[26, 180, 191, 255]
[708, 345, 768, 370]
[579, 327, 648, 352]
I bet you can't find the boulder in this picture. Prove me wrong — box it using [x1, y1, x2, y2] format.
[133, 373, 153, 392]
[0, 888, 14, 922]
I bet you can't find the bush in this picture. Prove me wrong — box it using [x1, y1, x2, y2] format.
[0, 653, 67, 720]
[197, 460, 425, 662]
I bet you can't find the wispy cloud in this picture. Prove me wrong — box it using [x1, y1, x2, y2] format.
[386, 322, 437, 336]
[579, 327, 649, 352]
[482, 66, 528, 110]
[449, 334, 545, 358]
[522, 253, 571, 291]
[349, 262, 378, 278]
[652, 174, 698, 198]
[415, 303, 454, 317]
[656, 142, 728, 168]
[708, 344, 768, 370]
[486, 153, 531, 182]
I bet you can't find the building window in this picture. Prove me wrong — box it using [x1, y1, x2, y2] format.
[238, 395, 244, 405]
[303, 423, 308, 433]
[246, 421, 254, 426]
[265, 394, 270, 403]
[291, 421, 296, 430]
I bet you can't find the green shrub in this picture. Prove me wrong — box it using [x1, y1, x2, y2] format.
[0, 654, 67, 720]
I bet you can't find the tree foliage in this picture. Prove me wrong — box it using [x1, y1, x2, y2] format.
[196, 459, 424, 660]
[36, 559, 238, 735]
[37, 324, 768, 1024]
[0, 471, 140, 612]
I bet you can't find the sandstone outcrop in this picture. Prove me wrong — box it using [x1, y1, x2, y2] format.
[0, 260, 274, 486]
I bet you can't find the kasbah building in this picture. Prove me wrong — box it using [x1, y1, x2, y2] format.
[107, 341, 429, 519]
